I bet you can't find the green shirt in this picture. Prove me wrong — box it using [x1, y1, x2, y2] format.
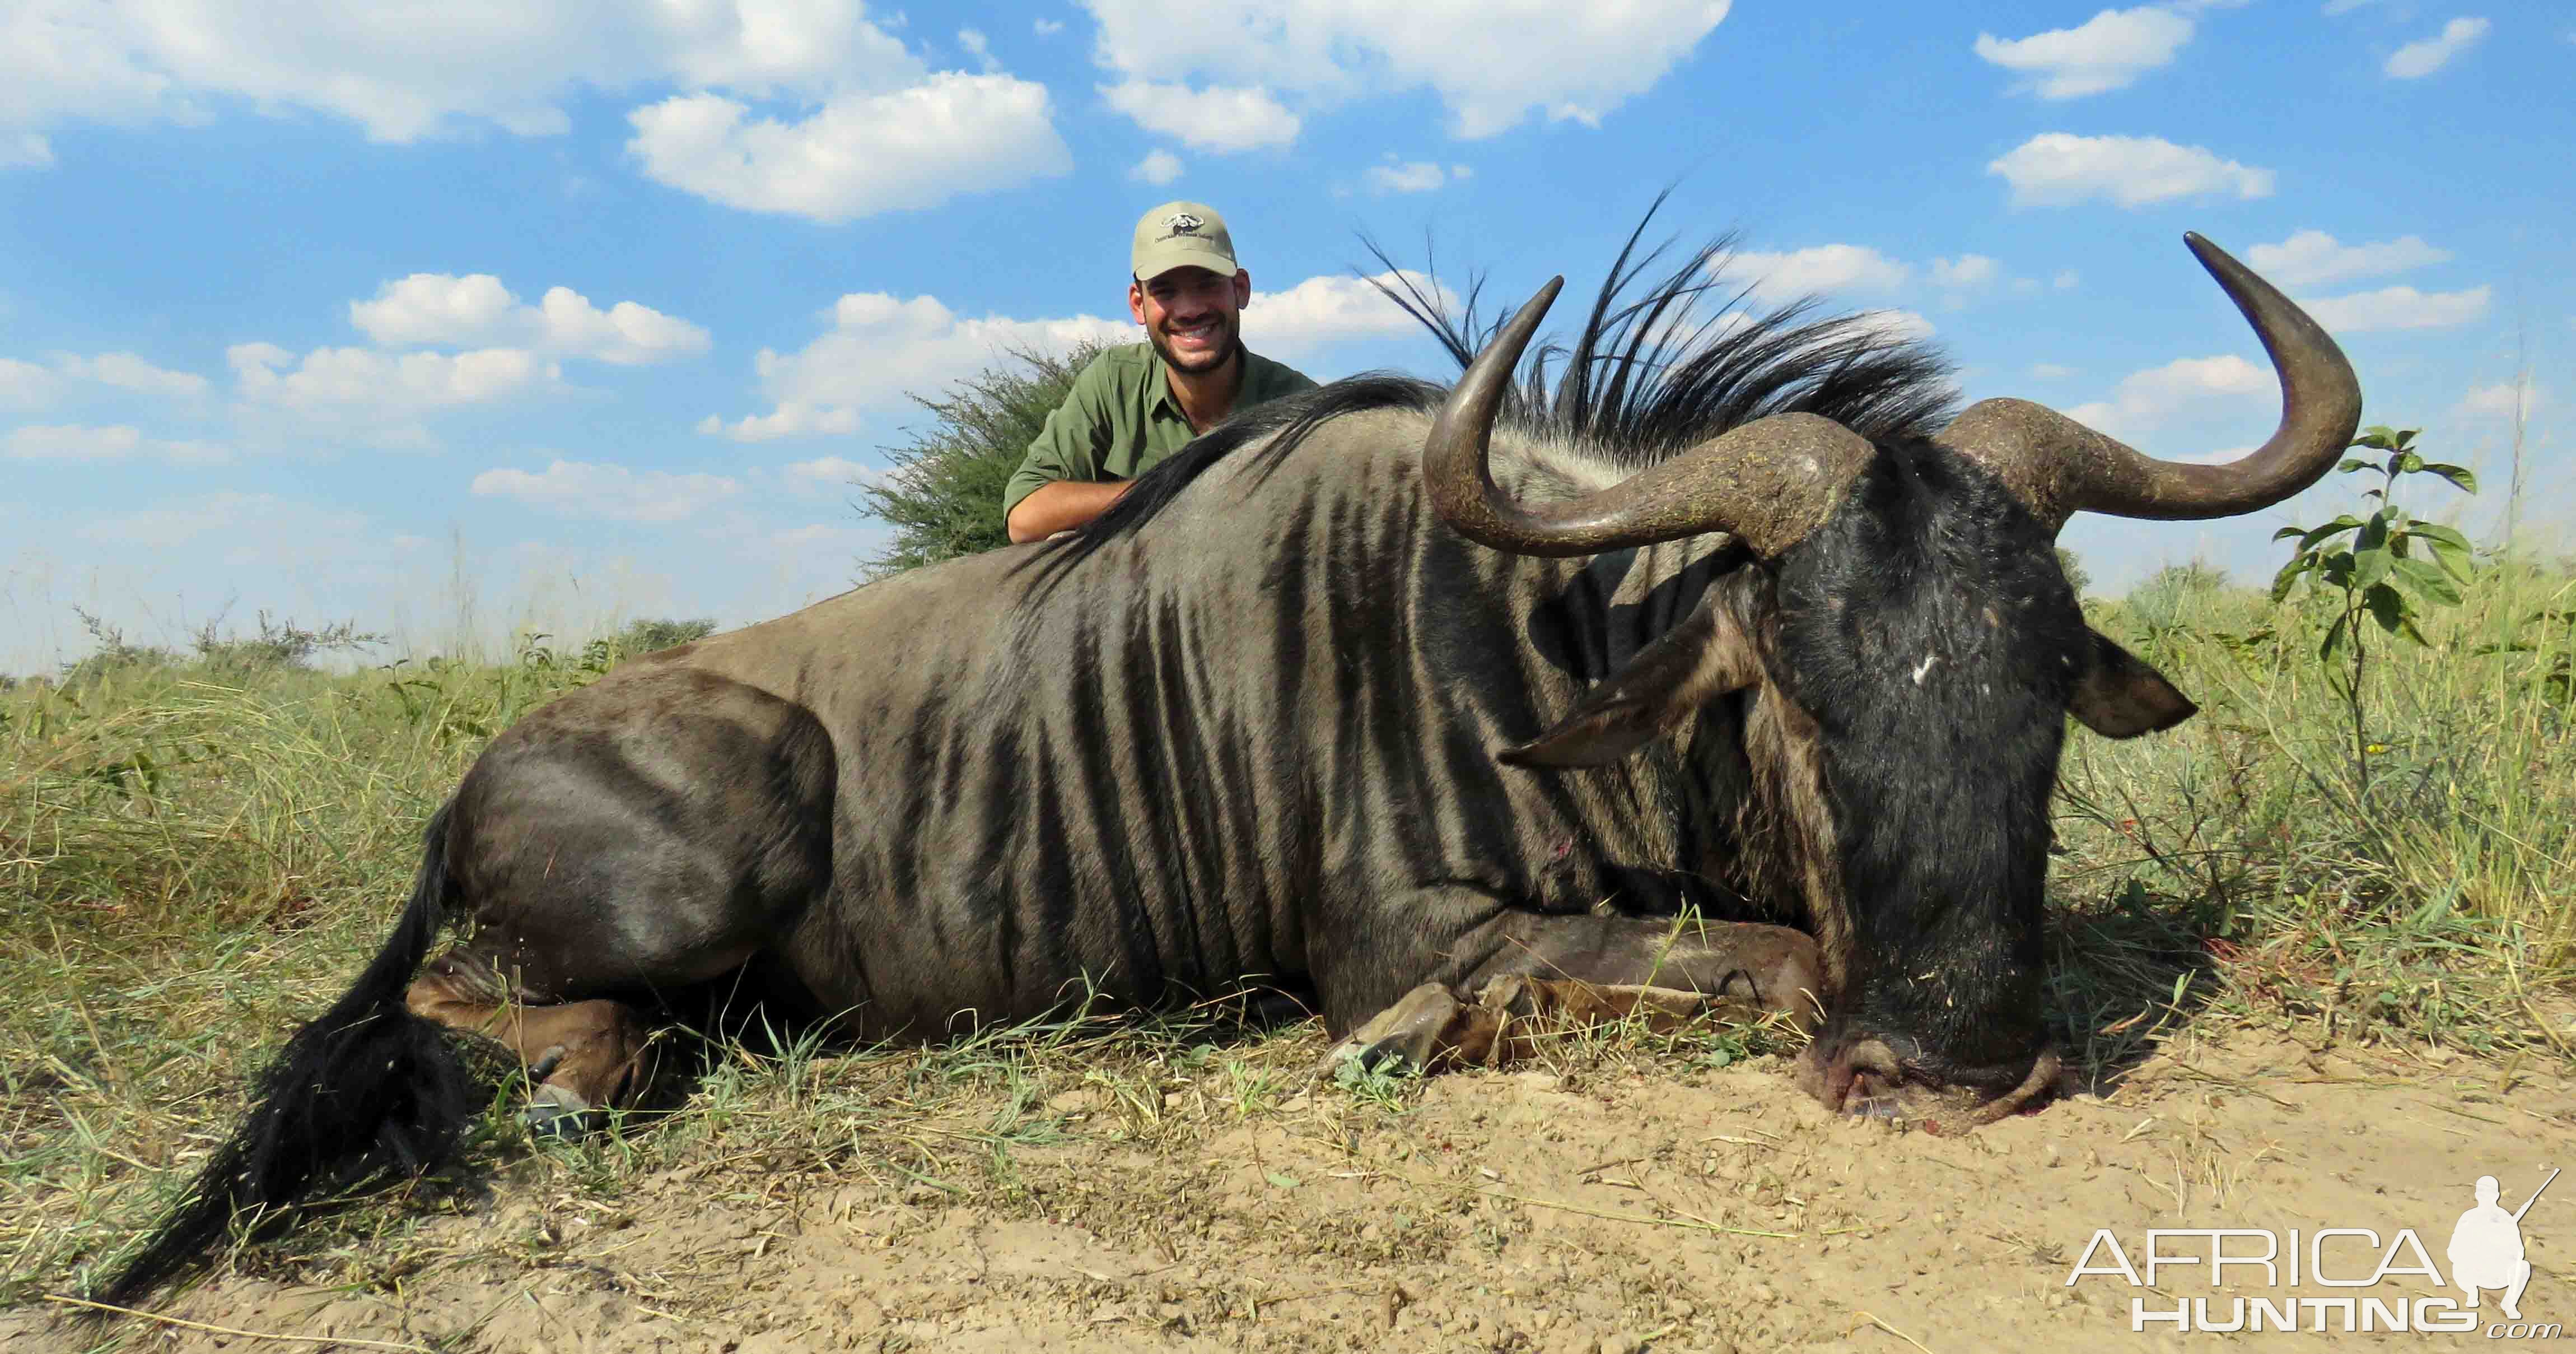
[1003, 343, 1318, 516]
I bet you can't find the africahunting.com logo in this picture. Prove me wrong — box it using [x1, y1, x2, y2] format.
[2064, 1169, 2558, 1337]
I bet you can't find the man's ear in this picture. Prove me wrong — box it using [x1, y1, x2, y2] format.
[1231, 269, 1252, 307]
[1502, 598, 1762, 769]
[1127, 280, 1149, 326]
[2069, 629, 2197, 738]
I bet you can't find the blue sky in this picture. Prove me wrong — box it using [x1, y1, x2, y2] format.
[3, 1, 2566, 673]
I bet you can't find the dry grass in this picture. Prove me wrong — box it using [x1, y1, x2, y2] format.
[2, 563, 2570, 1323]
[2042, 556, 2575, 1075]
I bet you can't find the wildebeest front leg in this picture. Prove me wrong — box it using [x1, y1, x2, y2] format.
[1325, 913, 1822, 1076]
[406, 954, 656, 1138]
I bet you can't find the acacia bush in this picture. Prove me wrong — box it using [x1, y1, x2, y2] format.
[609, 616, 718, 654]
[857, 340, 1107, 576]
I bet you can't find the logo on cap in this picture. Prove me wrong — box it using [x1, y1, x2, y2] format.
[1162, 212, 1205, 238]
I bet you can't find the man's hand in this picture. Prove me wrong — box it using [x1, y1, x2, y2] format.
[1007, 480, 1131, 543]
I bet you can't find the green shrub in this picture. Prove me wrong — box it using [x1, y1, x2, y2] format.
[610, 616, 718, 655]
[858, 340, 1108, 576]
[2122, 560, 2234, 638]
[55, 609, 182, 688]
[190, 611, 384, 676]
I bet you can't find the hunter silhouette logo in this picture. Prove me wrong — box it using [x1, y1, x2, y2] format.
[2064, 1166, 2559, 1335]
[1162, 211, 1205, 236]
[2452, 1169, 2555, 1320]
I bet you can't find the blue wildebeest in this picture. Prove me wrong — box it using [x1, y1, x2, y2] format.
[103, 226, 2356, 1306]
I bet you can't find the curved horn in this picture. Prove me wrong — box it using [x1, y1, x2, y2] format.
[1422, 280, 1877, 558]
[1940, 233, 2362, 527]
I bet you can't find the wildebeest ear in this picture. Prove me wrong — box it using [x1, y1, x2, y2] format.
[2069, 629, 2197, 738]
[1502, 598, 1762, 768]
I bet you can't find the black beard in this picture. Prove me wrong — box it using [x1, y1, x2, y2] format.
[1149, 322, 1244, 377]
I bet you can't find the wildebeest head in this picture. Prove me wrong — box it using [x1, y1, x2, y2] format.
[1423, 236, 2359, 1124]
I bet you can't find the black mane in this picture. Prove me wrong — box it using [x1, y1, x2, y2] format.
[1038, 195, 1957, 569]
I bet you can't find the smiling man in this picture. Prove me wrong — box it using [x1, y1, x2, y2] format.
[1002, 202, 1318, 543]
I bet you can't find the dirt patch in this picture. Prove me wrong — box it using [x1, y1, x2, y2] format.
[13, 1032, 2572, 1352]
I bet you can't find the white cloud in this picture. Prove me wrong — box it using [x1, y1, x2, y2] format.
[958, 28, 997, 72]
[472, 459, 741, 523]
[1973, 7, 2196, 99]
[1712, 245, 1911, 303]
[1930, 254, 2001, 292]
[707, 270, 1440, 439]
[627, 75, 1071, 224]
[49, 351, 212, 399]
[2029, 362, 2076, 381]
[707, 292, 1130, 441]
[2302, 284, 2489, 332]
[2055, 269, 2082, 290]
[81, 492, 318, 547]
[2068, 354, 2272, 436]
[1100, 81, 1300, 152]
[2322, 0, 2384, 13]
[4, 3, 1085, 225]
[1366, 159, 1451, 193]
[3, 423, 228, 463]
[349, 273, 516, 347]
[3, 133, 54, 168]
[698, 403, 864, 443]
[1, 357, 63, 410]
[1079, 0, 1734, 139]
[1988, 132, 2274, 208]
[230, 342, 552, 415]
[1130, 147, 1183, 184]
[780, 455, 880, 497]
[1853, 310, 1936, 343]
[2385, 17, 2490, 78]
[1242, 271, 1450, 353]
[69, 494, 430, 587]
[533, 287, 712, 365]
[2454, 380, 2544, 422]
[2245, 229, 2451, 287]
[1035, 18, 1066, 36]
[1, 1, 922, 151]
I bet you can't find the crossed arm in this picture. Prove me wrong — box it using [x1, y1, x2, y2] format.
[1005, 479, 1130, 543]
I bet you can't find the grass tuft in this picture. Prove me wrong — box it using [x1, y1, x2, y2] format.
[2, 561, 2569, 1313]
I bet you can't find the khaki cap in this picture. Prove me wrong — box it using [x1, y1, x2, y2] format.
[1131, 201, 1239, 281]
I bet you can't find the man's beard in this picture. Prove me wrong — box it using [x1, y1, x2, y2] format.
[1148, 319, 1243, 376]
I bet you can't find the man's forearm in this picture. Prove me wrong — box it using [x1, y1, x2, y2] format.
[1006, 479, 1130, 542]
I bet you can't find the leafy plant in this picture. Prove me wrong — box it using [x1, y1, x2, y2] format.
[858, 339, 1109, 576]
[57, 609, 181, 687]
[190, 610, 383, 674]
[610, 616, 717, 655]
[2126, 560, 2232, 640]
[1330, 1050, 1422, 1112]
[2267, 425, 2479, 801]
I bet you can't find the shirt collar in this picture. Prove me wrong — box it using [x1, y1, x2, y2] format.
[1147, 345, 1247, 422]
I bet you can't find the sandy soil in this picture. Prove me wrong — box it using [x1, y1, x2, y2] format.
[13, 1032, 2570, 1353]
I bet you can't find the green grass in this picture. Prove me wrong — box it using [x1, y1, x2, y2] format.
[2, 562, 2571, 1312]
[2048, 555, 2575, 1067]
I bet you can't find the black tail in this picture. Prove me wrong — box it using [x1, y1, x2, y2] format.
[98, 803, 481, 1308]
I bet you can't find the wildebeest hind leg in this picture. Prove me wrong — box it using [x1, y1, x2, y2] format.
[1325, 915, 1822, 1076]
[407, 955, 655, 1138]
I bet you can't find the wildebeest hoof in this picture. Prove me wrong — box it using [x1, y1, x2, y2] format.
[1321, 981, 1493, 1079]
[1797, 1035, 2063, 1132]
[521, 1084, 599, 1141]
